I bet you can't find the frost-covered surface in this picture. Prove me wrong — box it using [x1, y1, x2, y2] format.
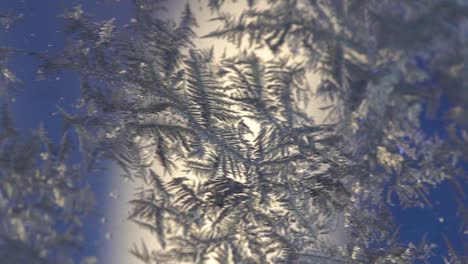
[1, 0, 467, 263]
[0, 115, 95, 264]
[38, 1, 466, 263]
[207, 0, 468, 262]
[0, 12, 96, 264]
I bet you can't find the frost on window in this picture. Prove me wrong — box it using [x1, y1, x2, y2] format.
[0, 106, 95, 264]
[0, 11, 22, 30]
[98, 18, 116, 45]
[4, 0, 466, 263]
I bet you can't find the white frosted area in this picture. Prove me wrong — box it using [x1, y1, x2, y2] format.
[102, 1, 344, 263]
[100, 168, 160, 264]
